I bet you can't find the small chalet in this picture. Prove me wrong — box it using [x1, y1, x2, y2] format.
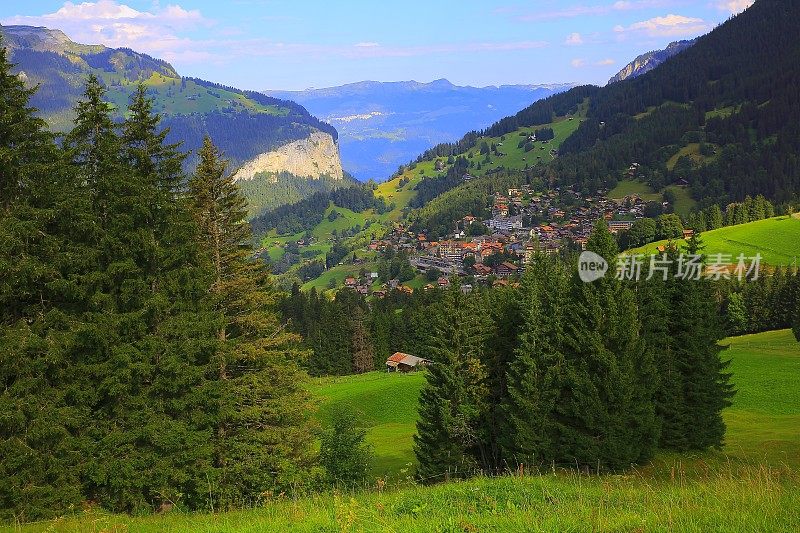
[496, 262, 519, 278]
[473, 263, 492, 276]
[386, 352, 432, 372]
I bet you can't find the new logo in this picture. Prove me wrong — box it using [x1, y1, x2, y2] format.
[578, 251, 608, 283]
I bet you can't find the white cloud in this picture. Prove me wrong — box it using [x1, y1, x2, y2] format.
[1, 1, 210, 61]
[614, 14, 709, 37]
[565, 32, 584, 45]
[716, 1, 754, 14]
[1, 1, 549, 66]
[571, 58, 615, 68]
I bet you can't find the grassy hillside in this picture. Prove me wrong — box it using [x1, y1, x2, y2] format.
[628, 214, 800, 266]
[395, 113, 584, 188]
[311, 372, 426, 479]
[608, 179, 661, 201]
[16, 330, 800, 532]
[608, 179, 697, 217]
[721, 330, 800, 467]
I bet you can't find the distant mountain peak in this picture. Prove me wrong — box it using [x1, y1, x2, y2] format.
[608, 39, 697, 84]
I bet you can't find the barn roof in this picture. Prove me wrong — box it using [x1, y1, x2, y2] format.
[386, 352, 431, 367]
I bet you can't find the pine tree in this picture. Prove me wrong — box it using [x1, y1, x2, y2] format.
[792, 269, 800, 342]
[661, 233, 735, 450]
[725, 291, 748, 335]
[307, 300, 352, 376]
[556, 220, 658, 469]
[369, 308, 392, 369]
[414, 278, 491, 481]
[188, 137, 316, 506]
[671, 276, 735, 449]
[0, 37, 85, 521]
[501, 254, 566, 468]
[705, 204, 724, 230]
[482, 285, 524, 471]
[60, 77, 220, 512]
[319, 413, 373, 487]
[351, 307, 375, 373]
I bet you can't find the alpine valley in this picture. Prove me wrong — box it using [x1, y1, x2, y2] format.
[266, 80, 574, 182]
[2, 0, 800, 530]
[253, 0, 800, 291]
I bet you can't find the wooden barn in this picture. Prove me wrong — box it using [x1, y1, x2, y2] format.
[386, 352, 432, 372]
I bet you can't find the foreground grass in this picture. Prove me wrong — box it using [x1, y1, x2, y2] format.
[9, 330, 800, 532]
[12, 465, 800, 532]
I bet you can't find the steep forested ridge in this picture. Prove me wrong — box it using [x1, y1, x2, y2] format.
[553, 0, 800, 204]
[408, 0, 800, 232]
[0, 24, 336, 170]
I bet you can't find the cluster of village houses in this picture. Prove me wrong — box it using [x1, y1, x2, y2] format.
[343, 184, 660, 297]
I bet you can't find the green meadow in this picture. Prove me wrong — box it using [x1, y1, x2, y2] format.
[16, 329, 800, 532]
[312, 372, 426, 479]
[628, 214, 800, 266]
[609, 179, 696, 217]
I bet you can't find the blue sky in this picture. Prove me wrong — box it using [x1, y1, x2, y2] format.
[1, 0, 754, 90]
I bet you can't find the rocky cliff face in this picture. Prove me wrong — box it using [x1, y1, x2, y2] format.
[232, 131, 344, 182]
[608, 39, 696, 84]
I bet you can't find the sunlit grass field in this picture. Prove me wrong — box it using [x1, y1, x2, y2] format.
[608, 180, 696, 216]
[628, 214, 800, 266]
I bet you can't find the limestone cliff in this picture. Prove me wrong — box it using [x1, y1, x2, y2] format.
[608, 39, 696, 84]
[232, 131, 344, 183]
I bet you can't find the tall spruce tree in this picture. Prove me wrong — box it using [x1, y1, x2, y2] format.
[481, 285, 524, 471]
[188, 137, 317, 506]
[0, 36, 86, 521]
[414, 278, 491, 481]
[59, 76, 220, 512]
[501, 254, 567, 469]
[793, 269, 800, 342]
[351, 307, 375, 374]
[665, 234, 735, 449]
[556, 220, 658, 469]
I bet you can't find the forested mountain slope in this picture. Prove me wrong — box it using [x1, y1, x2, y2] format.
[0, 24, 348, 217]
[0, 24, 336, 166]
[405, 0, 800, 233]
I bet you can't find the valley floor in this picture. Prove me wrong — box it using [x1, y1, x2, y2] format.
[9, 329, 800, 532]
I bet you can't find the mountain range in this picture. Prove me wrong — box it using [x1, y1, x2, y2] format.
[266, 80, 573, 182]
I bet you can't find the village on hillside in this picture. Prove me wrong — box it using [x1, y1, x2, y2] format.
[339, 181, 690, 297]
